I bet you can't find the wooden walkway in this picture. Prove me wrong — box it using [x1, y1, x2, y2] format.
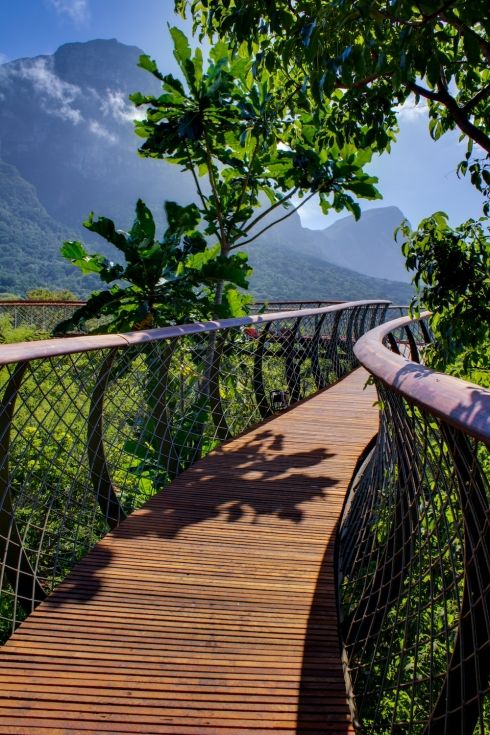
[0, 368, 378, 734]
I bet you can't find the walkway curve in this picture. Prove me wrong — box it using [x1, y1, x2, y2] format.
[0, 368, 378, 734]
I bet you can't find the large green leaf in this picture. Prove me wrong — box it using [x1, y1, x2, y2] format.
[130, 199, 156, 243]
[170, 26, 192, 67]
[165, 201, 201, 235]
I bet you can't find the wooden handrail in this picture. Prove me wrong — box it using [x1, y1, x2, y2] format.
[0, 299, 390, 366]
[354, 313, 490, 444]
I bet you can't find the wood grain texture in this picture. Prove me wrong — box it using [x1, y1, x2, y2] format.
[0, 368, 378, 734]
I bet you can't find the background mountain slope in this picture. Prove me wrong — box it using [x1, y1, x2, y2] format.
[293, 207, 411, 282]
[0, 39, 412, 301]
[0, 160, 100, 294]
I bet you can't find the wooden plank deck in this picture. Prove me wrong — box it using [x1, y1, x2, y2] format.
[0, 368, 378, 734]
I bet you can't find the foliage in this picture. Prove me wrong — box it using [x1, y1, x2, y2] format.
[26, 288, 78, 302]
[0, 160, 100, 298]
[177, 2, 490, 381]
[131, 26, 381, 311]
[0, 315, 45, 344]
[398, 213, 490, 381]
[58, 198, 252, 333]
[178, 0, 490, 159]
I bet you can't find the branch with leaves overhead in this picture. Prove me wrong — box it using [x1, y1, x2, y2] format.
[131, 26, 381, 312]
[178, 1, 490, 158]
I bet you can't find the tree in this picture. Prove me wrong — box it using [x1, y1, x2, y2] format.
[131, 26, 381, 313]
[398, 213, 490, 382]
[26, 288, 78, 302]
[177, 1, 490, 159]
[58, 198, 246, 333]
[177, 2, 490, 382]
[58, 198, 252, 481]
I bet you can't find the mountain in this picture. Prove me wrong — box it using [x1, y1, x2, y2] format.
[247, 206, 411, 283]
[247, 211, 413, 302]
[0, 160, 100, 295]
[0, 39, 191, 233]
[310, 206, 411, 282]
[0, 39, 413, 303]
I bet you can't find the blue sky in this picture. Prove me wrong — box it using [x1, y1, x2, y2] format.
[0, 0, 484, 229]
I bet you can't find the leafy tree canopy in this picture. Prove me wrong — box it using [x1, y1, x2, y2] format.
[177, 1, 490, 166]
[398, 213, 490, 381]
[131, 27, 381, 279]
[175, 3, 490, 382]
[26, 288, 79, 302]
[58, 199, 251, 333]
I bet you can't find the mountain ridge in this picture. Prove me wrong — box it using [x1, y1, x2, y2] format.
[0, 38, 413, 302]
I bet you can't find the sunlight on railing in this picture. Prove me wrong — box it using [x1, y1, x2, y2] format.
[340, 315, 490, 735]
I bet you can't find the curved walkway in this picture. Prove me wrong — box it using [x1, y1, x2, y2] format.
[0, 369, 378, 734]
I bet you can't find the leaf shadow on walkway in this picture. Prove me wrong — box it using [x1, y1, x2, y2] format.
[40, 419, 355, 733]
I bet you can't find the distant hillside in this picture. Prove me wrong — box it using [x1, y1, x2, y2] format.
[0, 160, 100, 295]
[313, 206, 411, 282]
[246, 209, 413, 302]
[248, 237, 413, 303]
[0, 39, 192, 233]
[248, 206, 411, 283]
[0, 39, 413, 302]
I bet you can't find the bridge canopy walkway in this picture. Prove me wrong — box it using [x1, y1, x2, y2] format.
[0, 301, 488, 734]
[0, 367, 376, 734]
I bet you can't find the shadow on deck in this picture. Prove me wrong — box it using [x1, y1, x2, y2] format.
[0, 368, 378, 734]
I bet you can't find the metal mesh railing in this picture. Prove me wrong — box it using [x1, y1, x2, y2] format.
[0, 301, 85, 334]
[339, 315, 490, 734]
[250, 300, 342, 313]
[0, 300, 388, 641]
[0, 300, 343, 334]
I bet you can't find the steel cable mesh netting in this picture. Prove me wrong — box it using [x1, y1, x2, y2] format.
[339, 319, 490, 734]
[0, 302, 83, 334]
[0, 302, 387, 640]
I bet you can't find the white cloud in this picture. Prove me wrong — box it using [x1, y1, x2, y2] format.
[47, 0, 90, 24]
[0, 53, 8, 65]
[396, 96, 428, 123]
[17, 58, 83, 124]
[88, 120, 118, 144]
[101, 90, 146, 124]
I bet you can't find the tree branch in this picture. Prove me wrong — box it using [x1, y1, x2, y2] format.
[407, 81, 444, 103]
[203, 131, 228, 252]
[231, 138, 260, 222]
[229, 191, 317, 250]
[436, 80, 490, 155]
[335, 72, 386, 90]
[185, 144, 209, 213]
[239, 187, 299, 235]
[463, 83, 490, 115]
[441, 11, 490, 64]
[415, 1, 457, 23]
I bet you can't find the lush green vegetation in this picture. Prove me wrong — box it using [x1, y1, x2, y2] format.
[58, 199, 238, 332]
[0, 161, 101, 297]
[0, 315, 46, 344]
[130, 26, 381, 314]
[60, 24, 386, 330]
[400, 213, 490, 386]
[179, 1, 489, 158]
[176, 1, 490, 384]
